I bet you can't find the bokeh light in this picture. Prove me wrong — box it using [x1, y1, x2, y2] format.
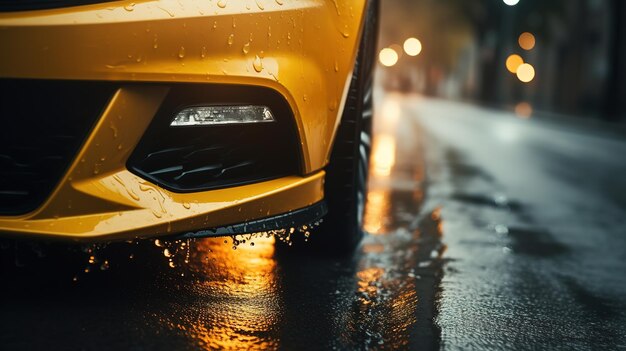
[505, 54, 524, 73]
[502, 0, 520, 5]
[389, 44, 404, 58]
[515, 102, 533, 118]
[516, 63, 535, 83]
[379, 48, 399, 67]
[518, 32, 536, 50]
[403, 37, 422, 56]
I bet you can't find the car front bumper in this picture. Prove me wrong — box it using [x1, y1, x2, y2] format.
[0, 0, 366, 241]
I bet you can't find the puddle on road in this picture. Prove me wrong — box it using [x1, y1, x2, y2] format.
[155, 236, 283, 350]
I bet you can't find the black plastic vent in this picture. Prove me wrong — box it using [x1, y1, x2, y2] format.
[0, 79, 116, 215]
[127, 84, 301, 193]
[0, 0, 117, 12]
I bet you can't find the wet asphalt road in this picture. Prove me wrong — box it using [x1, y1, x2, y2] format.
[2, 92, 626, 350]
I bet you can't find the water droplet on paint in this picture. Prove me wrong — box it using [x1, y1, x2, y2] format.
[253, 55, 263, 72]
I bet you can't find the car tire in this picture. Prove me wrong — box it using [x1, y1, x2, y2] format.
[296, 0, 379, 255]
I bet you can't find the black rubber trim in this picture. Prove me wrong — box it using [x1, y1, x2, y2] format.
[175, 201, 327, 239]
[0, 0, 118, 12]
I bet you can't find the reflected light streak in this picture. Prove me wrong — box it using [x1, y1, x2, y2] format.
[356, 267, 385, 299]
[164, 237, 280, 350]
[190, 237, 277, 297]
[371, 134, 396, 177]
[363, 188, 391, 234]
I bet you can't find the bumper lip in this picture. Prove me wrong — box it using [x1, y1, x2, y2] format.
[175, 200, 327, 239]
[0, 171, 325, 242]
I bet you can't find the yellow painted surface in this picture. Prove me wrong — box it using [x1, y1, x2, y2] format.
[0, 171, 324, 241]
[0, 85, 325, 240]
[0, 0, 367, 240]
[0, 0, 367, 172]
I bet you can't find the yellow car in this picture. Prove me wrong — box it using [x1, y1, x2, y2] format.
[0, 0, 378, 252]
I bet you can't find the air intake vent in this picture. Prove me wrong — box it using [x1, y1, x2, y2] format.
[127, 84, 301, 193]
[0, 79, 115, 215]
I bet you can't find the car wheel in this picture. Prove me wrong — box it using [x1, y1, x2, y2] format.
[303, 0, 379, 255]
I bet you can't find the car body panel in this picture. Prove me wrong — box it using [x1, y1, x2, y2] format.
[0, 0, 366, 172]
[0, 0, 367, 240]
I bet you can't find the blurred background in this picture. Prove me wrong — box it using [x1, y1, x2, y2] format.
[377, 0, 626, 123]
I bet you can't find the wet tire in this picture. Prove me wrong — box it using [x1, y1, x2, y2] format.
[304, 0, 379, 255]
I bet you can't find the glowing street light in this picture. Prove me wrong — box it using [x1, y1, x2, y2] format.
[389, 44, 404, 58]
[516, 63, 535, 83]
[502, 0, 520, 5]
[518, 32, 536, 50]
[379, 48, 398, 67]
[505, 54, 524, 73]
[403, 37, 422, 56]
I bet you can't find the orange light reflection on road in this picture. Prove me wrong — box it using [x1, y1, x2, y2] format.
[363, 188, 391, 234]
[371, 134, 396, 177]
[365, 95, 401, 234]
[164, 237, 280, 350]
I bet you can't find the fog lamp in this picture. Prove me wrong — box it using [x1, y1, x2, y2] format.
[170, 105, 274, 126]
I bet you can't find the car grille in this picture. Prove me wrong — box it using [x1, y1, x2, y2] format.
[0, 0, 116, 12]
[0, 79, 116, 215]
